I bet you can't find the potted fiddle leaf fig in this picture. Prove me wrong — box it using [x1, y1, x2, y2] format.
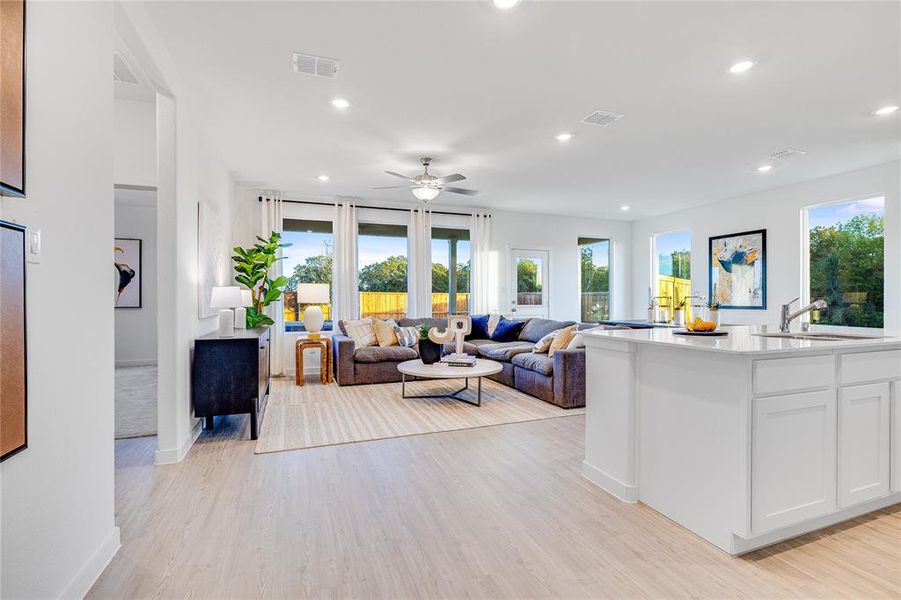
[232, 232, 292, 328]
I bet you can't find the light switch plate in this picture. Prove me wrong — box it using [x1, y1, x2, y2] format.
[26, 227, 41, 263]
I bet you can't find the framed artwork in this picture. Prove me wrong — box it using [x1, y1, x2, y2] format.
[1, 221, 28, 461]
[115, 238, 142, 308]
[1, 0, 26, 197]
[709, 229, 766, 310]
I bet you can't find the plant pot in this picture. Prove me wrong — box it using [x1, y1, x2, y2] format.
[673, 309, 685, 327]
[419, 339, 441, 365]
[647, 308, 656, 323]
[709, 310, 721, 326]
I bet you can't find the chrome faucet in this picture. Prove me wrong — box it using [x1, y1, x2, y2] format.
[780, 297, 827, 333]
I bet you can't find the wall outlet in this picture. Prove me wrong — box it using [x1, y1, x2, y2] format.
[26, 227, 41, 263]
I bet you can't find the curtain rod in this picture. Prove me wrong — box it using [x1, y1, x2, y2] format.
[257, 196, 490, 218]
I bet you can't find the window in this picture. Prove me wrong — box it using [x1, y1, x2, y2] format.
[431, 228, 471, 317]
[358, 223, 408, 320]
[579, 237, 610, 322]
[652, 230, 691, 319]
[510, 249, 549, 316]
[806, 197, 884, 328]
[281, 219, 333, 333]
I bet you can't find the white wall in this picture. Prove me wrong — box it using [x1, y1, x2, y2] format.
[113, 97, 156, 187]
[630, 161, 901, 333]
[0, 2, 119, 598]
[115, 191, 158, 365]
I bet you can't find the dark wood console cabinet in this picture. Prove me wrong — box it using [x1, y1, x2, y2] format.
[192, 327, 270, 440]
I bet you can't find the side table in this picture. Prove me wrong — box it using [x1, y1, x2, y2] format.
[295, 336, 332, 386]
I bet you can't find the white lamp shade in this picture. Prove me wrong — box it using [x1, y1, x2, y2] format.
[210, 286, 243, 309]
[412, 186, 440, 202]
[297, 283, 330, 304]
[240, 289, 253, 307]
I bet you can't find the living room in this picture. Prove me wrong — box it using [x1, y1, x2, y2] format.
[0, 1, 899, 598]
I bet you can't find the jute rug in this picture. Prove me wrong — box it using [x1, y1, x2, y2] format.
[255, 376, 584, 454]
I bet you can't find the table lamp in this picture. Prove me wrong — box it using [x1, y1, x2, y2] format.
[210, 286, 243, 337]
[235, 289, 253, 329]
[298, 283, 330, 338]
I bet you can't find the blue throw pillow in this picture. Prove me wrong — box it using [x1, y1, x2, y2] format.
[490, 317, 525, 342]
[468, 314, 490, 340]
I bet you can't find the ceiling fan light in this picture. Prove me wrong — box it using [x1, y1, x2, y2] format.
[412, 186, 440, 202]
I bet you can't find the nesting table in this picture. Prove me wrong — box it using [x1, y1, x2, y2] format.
[295, 336, 332, 386]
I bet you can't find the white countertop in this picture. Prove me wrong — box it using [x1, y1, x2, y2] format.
[583, 325, 901, 355]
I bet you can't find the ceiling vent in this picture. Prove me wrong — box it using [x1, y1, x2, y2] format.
[769, 148, 807, 160]
[580, 110, 624, 127]
[292, 52, 340, 78]
[113, 52, 140, 84]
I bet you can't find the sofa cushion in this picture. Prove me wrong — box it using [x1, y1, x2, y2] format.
[519, 318, 576, 343]
[353, 345, 418, 363]
[476, 341, 533, 362]
[512, 352, 555, 376]
[468, 314, 490, 340]
[490, 317, 526, 342]
[397, 317, 446, 330]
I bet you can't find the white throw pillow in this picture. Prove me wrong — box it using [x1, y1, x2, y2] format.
[566, 333, 584, 350]
[533, 330, 558, 353]
[344, 317, 377, 347]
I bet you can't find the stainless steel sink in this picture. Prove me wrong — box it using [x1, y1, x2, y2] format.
[753, 332, 880, 342]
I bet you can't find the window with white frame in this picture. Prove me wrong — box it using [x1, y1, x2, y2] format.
[358, 222, 408, 320]
[431, 227, 471, 317]
[579, 237, 610, 322]
[651, 230, 691, 319]
[805, 197, 884, 328]
[281, 219, 333, 333]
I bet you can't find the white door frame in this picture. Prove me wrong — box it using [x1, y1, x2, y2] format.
[510, 248, 550, 318]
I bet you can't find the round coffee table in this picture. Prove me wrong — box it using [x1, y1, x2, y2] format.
[397, 358, 503, 407]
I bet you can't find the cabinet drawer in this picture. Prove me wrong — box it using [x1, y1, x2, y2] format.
[753, 354, 834, 396]
[840, 350, 901, 385]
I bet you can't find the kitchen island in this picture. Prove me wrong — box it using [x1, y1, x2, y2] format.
[582, 325, 901, 555]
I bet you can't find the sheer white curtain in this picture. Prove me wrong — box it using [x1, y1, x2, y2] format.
[261, 193, 286, 375]
[407, 208, 432, 318]
[333, 201, 358, 322]
[470, 212, 493, 314]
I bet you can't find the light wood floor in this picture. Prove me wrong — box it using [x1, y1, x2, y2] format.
[89, 406, 901, 599]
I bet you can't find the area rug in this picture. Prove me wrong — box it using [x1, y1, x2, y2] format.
[115, 365, 157, 439]
[255, 377, 584, 454]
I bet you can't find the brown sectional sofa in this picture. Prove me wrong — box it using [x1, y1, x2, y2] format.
[332, 317, 590, 408]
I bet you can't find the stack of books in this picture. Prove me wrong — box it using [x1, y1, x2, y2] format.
[440, 354, 477, 367]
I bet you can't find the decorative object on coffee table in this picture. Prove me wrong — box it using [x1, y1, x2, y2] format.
[417, 323, 441, 364]
[210, 286, 243, 337]
[428, 315, 472, 358]
[397, 358, 503, 406]
[297, 282, 329, 338]
[295, 336, 332, 386]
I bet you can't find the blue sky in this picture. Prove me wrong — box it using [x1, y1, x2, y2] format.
[582, 240, 609, 268]
[808, 197, 884, 228]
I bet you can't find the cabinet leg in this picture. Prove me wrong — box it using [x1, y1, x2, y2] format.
[250, 406, 258, 440]
[204, 415, 214, 430]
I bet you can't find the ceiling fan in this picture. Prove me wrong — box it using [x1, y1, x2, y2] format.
[373, 157, 478, 202]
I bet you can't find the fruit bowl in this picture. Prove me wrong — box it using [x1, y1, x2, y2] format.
[685, 316, 718, 332]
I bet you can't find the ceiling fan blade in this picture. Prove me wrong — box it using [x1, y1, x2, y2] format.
[372, 185, 410, 190]
[385, 171, 416, 182]
[443, 186, 479, 196]
[432, 173, 465, 186]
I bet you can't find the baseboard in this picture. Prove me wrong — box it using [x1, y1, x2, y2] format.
[59, 526, 120, 599]
[115, 359, 158, 368]
[154, 418, 202, 465]
[581, 460, 638, 503]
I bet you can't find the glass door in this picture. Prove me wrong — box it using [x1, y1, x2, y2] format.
[510, 249, 549, 317]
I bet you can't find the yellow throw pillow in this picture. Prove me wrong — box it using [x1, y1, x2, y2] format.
[372, 319, 399, 347]
[548, 325, 577, 358]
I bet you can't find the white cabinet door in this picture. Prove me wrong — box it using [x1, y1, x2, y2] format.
[839, 382, 891, 507]
[753, 390, 836, 533]
[893, 381, 901, 493]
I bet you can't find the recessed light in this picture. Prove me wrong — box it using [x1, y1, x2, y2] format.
[493, 0, 521, 9]
[555, 132, 573, 142]
[331, 98, 350, 109]
[620, 205, 630, 211]
[729, 60, 755, 74]
[757, 164, 773, 173]
[317, 174, 330, 182]
[873, 105, 898, 116]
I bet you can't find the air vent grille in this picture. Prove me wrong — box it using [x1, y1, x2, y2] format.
[769, 148, 806, 160]
[292, 52, 340, 78]
[113, 52, 139, 84]
[580, 110, 624, 127]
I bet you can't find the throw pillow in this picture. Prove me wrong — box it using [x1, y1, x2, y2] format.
[372, 319, 399, 347]
[566, 333, 584, 350]
[548, 325, 577, 357]
[533, 330, 558, 353]
[343, 317, 377, 347]
[490, 317, 525, 343]
[468, 314, 490, 339]
[487, 314, 501, 336]
[394, 325, 419, 348]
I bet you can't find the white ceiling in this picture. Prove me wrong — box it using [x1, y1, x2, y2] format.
[142, 1, 900, 220]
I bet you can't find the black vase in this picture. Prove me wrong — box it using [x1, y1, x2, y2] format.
[419, 339, 441, 365]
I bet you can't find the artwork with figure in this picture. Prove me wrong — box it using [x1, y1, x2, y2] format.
[709, 229, 766, 309]
[115, 238, 142, 308]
